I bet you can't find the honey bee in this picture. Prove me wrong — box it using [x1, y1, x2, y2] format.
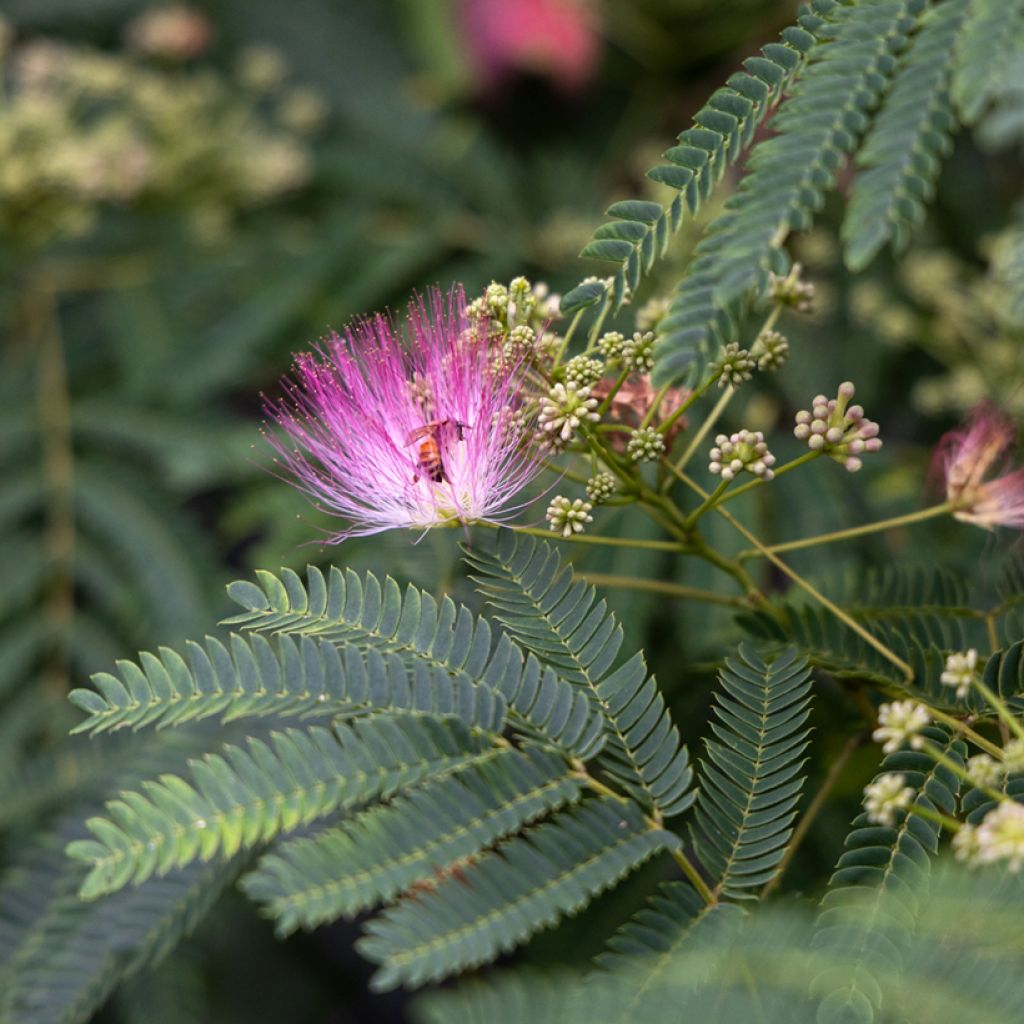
[405, 419, 469, 483]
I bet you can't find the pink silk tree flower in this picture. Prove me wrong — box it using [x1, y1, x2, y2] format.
[264, 287, 542, 541]
[933, 401, 1024, 529]
[458, 0, 601, 94]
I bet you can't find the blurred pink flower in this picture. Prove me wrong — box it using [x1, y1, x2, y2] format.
[933, 401, 1024, 529]
[124, 4, 213, 61]
[264, 287, 541, 541]
[458, 0, 600, 93]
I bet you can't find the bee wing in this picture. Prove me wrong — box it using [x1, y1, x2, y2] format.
[404, 425, 432, 445]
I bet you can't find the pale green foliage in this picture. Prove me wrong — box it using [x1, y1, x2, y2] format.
[66, 716, 491, 899]
[843, 0, 969, 269]
[656, 0, 924, 383]
[463, 530, 695, 818]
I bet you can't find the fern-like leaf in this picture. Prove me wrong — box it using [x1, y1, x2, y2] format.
[691, 645, 812, 899]
[242, 745, 584, 934]
[225, 566, 604, 757]
[69, 632, 504, 735]
[843, 0, 968, 270]
[951, 0, 1024, 123]
[66, 716, 491, 899]
[656, 0, 922, 384]
[357, 797, 677, 990]
[463, 530, 694, 818]
[566, 19, 817, 313]
[812, 725, 964, 1024]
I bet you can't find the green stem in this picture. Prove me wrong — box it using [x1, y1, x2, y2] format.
[927, 708, 1004, 760]
[580, 573, 748, 608]
[738, 501, 955, 560]
[908, 801, 962, 834]
[972, 678, 1024, 742]
[656, 370, 722, 438]
[917, 737, 1005, 805]
[682, 479, 730, 530]
[553, 308, 586, 366]
[596, 366, 631, 417]
[475, 521, 683, 552]
[640, 382, 675, 430]
[667, 464, 915, 682]
[719, 451, 821, 508]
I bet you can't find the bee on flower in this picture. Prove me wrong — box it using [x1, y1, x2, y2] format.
[264, 287, 542, 541]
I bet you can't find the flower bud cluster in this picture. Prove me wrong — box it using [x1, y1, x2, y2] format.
[955, 802, 1024, 872]
[546, 496, 593, 537]
[940, 649, 980, 700]
[769, 263, 815, 312]
[585, 472, 617, 504]
[538, 382, 599, 446]
[752, 329, 789, 371]
[563, 355, 604, 389]
[597, 331, 625, 361]
[872, 701, 930, 754]
[793, 382, 882, 472]
[710, 342, 755, 388]
[621, 331, 655, 373]
[863, 773, 915, 826]
[708, 429, 775, 482]
[626, 426, 665, 463]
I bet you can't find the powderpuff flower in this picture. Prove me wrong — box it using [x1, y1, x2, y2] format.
[933, 401, 1024, 529]
[264, 287, 542, 541]
[458, 0, 600, 94]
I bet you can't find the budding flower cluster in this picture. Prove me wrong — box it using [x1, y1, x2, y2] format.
[546, 496, 593, 537]
[563, 355, 604, 389]
[769, 263, 815, 312]
[752, 329, 789, 372]
[597, 331, 625, 361]
[710, 342, 755, 388]
[966, 753, 1005, 790]
[621, 331, 655, 373]
[863, 773, 915, 826]
[586, 472, 617, 504]
[872, 700, 930, 754]
[626, 427, 665, 463]
[1004, 739, 1024, 775]
[940, 649, 980, 700]
[793, 381, 882, 472]
[708, 429, 776, 482]
[538, 382, 600, 445]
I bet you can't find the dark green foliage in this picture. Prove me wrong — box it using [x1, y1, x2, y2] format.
[568, 18, 818, 312]
[66, 716, 491, 899]
[596, 879, 741, 988]
[656, 0, 923, 384]
[357, 797, 677, 990]
[242, 745, 584, 934]
[691, 645, 813, 898]
[225, 566, 605, 757]
[812, 726, 965, 1024]
[69, 631, 506, 735]
[844, 0, 969, 269]
[463, 530, 694, 818]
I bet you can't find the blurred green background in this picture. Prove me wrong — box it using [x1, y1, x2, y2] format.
[1, 1, 1022, 1020]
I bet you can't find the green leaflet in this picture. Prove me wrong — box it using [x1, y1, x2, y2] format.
[690, 645, 813, 899]
[66, 716, 492, 900]
[242, 745, 585, 934]
[223, 565, 605, 758]
[655, 0, 924, 385]
[843, 0, 969, 269]
[358, 796, 678, 990]
[69, 631, 505, 735]
[463, 530, 694, 819]
[563, 16, 818, 314]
